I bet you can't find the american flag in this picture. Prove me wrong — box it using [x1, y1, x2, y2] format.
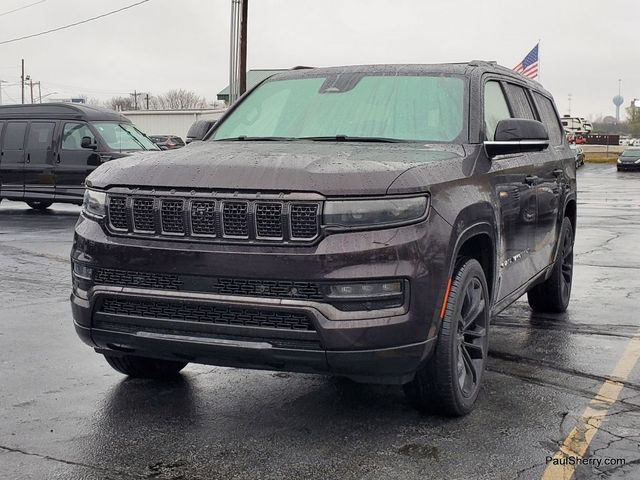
[513, 44, 539, 79]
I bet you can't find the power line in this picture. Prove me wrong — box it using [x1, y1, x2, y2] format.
[0, 0, 47, 18]
[0, 0, 152, 46]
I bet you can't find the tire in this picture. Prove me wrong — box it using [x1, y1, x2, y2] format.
[104, 354, 187, 379]
[404, 258, 490, 416]
[527, 218, 574, 313]
[26, 200, 53, 210]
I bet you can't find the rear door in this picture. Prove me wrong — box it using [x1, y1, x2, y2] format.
[0, 121, 28, 199]
[530, 92, 569, 272]
[24, 121, 56, 200]
[55, 122, 101, 202]
[483, 79, 538, 301]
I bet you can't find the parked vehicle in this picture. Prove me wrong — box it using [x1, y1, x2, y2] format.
[0, 103, 159, 209]
[617, 147, 640, 171]
[149, 135, 185, 150]
[70, 62, 576, 416]
[570, 144, 585, 167]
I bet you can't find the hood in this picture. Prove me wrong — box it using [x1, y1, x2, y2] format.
[87, 141, 465, 196]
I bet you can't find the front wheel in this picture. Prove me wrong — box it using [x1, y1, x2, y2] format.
[26, 200, 52, 210]
[404, 258, 489, 416]
[104, 354, 187, 379]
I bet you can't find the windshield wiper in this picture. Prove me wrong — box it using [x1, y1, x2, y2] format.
[298, 135, 407, 143]
[216, 136, 296, 141]
[118, 124, 148, 150]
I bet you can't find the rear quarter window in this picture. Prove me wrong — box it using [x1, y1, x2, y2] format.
[532, 92, 564, 145]
[504, 84, 535, 120]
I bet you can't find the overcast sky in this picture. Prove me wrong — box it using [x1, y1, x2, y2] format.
[0, 0, 636, 119]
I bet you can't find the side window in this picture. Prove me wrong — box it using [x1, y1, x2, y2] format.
[484, 81, 512, 141]
[0, 122, 4, 146]
[3, 122, 28, 150]
[504, 84, 535, 119]
[62, 122, 95, 150]
[533, 93, 563, 145]
[26, 122, 55, 150]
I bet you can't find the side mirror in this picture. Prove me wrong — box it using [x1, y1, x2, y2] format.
[81, 136, 98, 150]
[185, 119, 217, 144]
[484, 119, 549, 157]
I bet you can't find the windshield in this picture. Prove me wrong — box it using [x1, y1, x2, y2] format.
[622, 150, 640, 157]
[212, 73, 467, 142]
[92, 122, 159, 151]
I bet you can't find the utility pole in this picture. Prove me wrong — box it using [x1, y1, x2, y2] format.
[29, 78, 35, 104]
[0, 79, 6, 106]
[21, 59, 25, 104]
[239, 0, 248, 95]
[567, 93, 572, 116]
[129, 90, 142, 110]
[37, 82, 41, 103]
[145, 93, 150, 110]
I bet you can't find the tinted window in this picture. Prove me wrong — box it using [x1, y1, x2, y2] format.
[505, 84, 535, 119]
[3, 122, 27, 150]
[533, 93, 563, 145]
[27, 122, 55, 150]
[484, 81, 512, 141]
[62, 123, 95, 150]
[213, 74, 467, 143]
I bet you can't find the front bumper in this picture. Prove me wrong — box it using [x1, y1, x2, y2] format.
[70, 211, 451, 383]
[617, 162, 640, 171]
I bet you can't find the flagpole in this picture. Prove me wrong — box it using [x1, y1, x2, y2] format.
[538, 38, 541, 83]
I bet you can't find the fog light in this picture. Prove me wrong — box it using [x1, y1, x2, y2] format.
[326, 281, 403, 299]
[73, 262, 93, 280]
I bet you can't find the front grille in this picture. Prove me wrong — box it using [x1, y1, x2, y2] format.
[222, 201, 249, 237]
[92, 268, 324, 300]
[106, 194, 320, 243]
[99, 298, 315, 331]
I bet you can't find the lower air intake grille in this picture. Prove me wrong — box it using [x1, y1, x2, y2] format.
[99, 298, 315, 331]
[93, 268, 182, 290]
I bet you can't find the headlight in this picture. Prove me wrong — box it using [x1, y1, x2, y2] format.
[323, 196, 428, 229]
[82, 189, 106, 218]
[635, 158, 640, 164]
[617, 158, 622, 164]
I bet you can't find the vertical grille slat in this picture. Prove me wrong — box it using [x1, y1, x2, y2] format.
[191, 201, 217, 236]
[106, 194, 320, 243]
[132, 198, 155, 232]
[290, 204, 319, 239]
[108, 196, 128, 230]
[256, 203, 283, 238]
[161, 200, 185, 234]
[222, 201, 249, 237]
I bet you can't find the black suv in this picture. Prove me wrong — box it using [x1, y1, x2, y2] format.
[71, 63, 576, 416]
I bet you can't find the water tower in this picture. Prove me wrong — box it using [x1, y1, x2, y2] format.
[613, 79, 624, 122]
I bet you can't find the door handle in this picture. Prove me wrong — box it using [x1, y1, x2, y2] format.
[524, 175, 539, 186]
[56, 153, 61, 164]
[552, 168, 564, 177]
[26, 153, 30, 164]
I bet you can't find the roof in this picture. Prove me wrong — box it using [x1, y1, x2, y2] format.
[0, 103, 128, 122]
[217, 69, 287, 98]
[228, 62, 551, 98]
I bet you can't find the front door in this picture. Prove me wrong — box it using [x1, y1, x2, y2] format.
[0, 121, 28, 199]
[483, 80, 537, 301]
[55, 122, 101, 202]
[24, 121, 56, 200]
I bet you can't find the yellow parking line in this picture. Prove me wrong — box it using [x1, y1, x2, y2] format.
[542, 332, 640, 480]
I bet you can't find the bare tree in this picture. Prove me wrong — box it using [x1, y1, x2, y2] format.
[107, 96, 135, 111]
[153, 89, 208, 110]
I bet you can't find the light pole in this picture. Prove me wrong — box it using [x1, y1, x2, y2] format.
[0, 79, 6, 105]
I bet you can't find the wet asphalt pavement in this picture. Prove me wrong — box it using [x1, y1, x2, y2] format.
[1, 163, 639, 480]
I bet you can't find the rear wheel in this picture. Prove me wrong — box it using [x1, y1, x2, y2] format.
[404, 258, 489, 416]
[104, 354, 187, 379]
[26, 200, 52, 210]
[527, 218, 574, 313]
